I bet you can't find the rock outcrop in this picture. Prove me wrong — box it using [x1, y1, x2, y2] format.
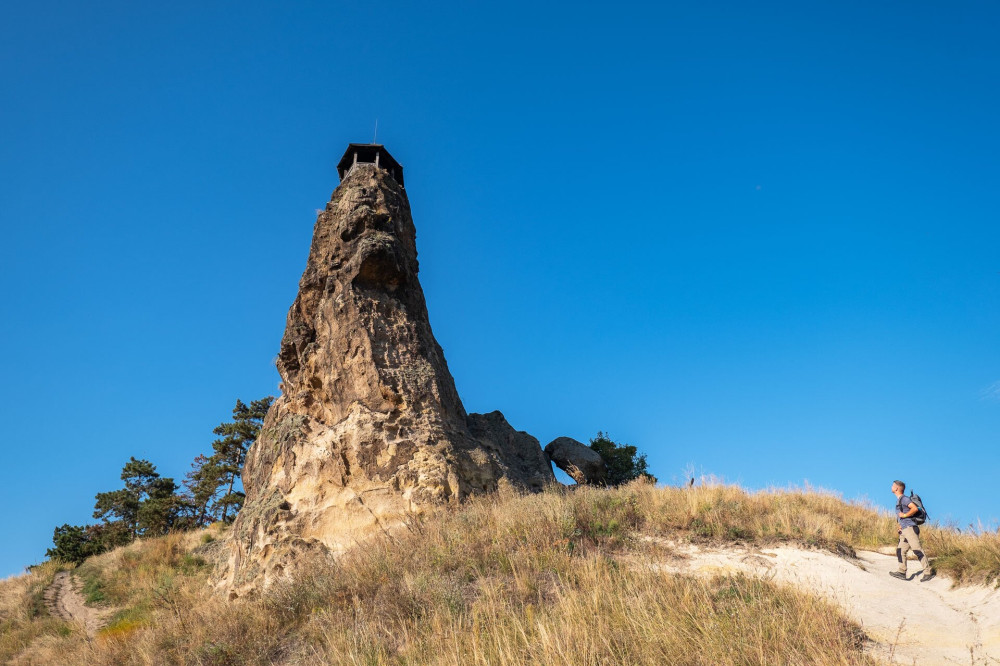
[544, 437, 607, 485]
[224, 160, 555, 593]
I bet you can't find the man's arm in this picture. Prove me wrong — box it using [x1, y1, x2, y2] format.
[898, 502, 919, 519]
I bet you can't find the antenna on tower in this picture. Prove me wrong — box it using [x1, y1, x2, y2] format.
[373, 119, 378, 144]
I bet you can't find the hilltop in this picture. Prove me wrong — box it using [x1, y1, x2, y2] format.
[3, 481, 999, 665]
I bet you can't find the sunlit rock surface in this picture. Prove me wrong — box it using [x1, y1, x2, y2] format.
[223, 162, 555, 593]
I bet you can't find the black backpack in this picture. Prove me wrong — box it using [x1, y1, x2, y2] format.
[901, 492, 928, 525]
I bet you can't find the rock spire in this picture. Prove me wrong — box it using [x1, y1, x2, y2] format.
[224, 156, 553, 592]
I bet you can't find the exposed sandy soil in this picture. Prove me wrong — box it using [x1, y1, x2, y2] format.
[43, 571, 111, 637]
[651, 540, 1000, 665]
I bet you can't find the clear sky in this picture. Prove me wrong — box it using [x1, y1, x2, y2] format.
[2, 1, 998, 578]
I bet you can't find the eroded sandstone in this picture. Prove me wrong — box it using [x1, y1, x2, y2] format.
[223, 160, 555, 593]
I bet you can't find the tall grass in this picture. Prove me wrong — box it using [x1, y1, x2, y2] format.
[0, 560, 72, 662]
[924, 528, 1000, 584]
[626, 480, 1000, 584]
[3, 481, 997, 664]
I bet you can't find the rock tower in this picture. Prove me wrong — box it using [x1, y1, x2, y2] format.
[224, 144, 554, 593]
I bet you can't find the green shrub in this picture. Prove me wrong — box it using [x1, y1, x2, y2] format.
[590, 432, 656, 486]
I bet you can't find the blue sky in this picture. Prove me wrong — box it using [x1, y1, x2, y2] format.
[2, 1, 998, 578]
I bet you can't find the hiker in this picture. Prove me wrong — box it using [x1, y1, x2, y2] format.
[890, 480, 934, 582]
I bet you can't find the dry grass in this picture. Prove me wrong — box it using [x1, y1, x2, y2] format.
[923, 528, 1000, 585]
[627, 480, 1000, 585]
[2, 481, 997, 664]
[0, 560, 72, 662]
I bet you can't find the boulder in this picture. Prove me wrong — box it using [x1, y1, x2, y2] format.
[467, 411, 553, 492]
[544, 437, 607, 485]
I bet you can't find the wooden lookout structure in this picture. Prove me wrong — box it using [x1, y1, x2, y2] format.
[337, 143, 404, 187]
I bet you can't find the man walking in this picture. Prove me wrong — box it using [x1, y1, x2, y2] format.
[890, 480, 934, 582]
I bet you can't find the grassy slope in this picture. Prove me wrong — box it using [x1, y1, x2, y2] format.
[0, 559, 72, 660]
[3, 482, 998, 665]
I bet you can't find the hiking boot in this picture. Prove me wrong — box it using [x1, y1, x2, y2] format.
[889, 571, 908, 580]
[920, 570, 935, 582]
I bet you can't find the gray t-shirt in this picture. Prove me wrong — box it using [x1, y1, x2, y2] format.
[897, 495, 919, 529]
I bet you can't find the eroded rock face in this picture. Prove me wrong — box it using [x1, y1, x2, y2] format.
[224, 163, 555, 593]
[544, 437, 607, 485]
[467, 411, 553, 492]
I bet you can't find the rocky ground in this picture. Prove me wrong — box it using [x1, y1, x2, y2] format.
[649, 540, 1000, 665]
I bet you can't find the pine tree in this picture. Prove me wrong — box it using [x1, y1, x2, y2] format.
[46, 521, 131, 564]
[210, 397, 273, 522]
[87, 521, 131, 553]
[46, 524, 92, 565]
[93, 488, 141, 540]
[182, 454, 224, 527]
[92, 457, 180, 539]
[48, 396, 274, 564]
[138, 476, 181, 536]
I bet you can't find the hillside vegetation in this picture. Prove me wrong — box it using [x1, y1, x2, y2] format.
[4, 481, 999, 665]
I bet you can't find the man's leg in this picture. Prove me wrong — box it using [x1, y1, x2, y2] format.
[902, 527, 931, 574]
[896, 531, 911, 574]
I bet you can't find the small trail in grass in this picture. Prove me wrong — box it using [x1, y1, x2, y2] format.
[646, 539, 1000, 665]
[43, 571, 111, 637]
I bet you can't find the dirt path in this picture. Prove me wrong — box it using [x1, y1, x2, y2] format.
[651, 540, 1000, 665]
[43, 571, 111, 637]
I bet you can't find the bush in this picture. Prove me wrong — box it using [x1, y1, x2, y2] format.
[46, 522, 130, 565]
[589, 432, 656, 486]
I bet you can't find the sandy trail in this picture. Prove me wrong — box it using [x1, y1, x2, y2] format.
[651, 540, 1000, 665]
[43, 571, 111, 637]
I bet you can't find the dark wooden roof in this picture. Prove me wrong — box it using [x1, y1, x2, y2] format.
[336, 143, 404, 187]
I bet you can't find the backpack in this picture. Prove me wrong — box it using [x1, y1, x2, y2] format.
[901, 492, 928, 525]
